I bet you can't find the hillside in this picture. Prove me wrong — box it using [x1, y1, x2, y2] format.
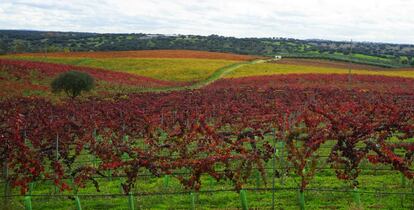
[2, 50, 414, 100]
[11, 50, 261, 61]
[1, 48, 414, 209]
[0, 50, 261, 98]
[1, 30, 414, 68]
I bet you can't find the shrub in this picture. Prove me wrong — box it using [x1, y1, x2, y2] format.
[51, 71, 94, 98]
[400, 57, 409, 65]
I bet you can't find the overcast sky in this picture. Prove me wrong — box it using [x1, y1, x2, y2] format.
[1, 0, 413, 44]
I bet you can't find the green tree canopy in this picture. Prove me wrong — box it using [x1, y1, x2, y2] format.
[400, 57, 409, 65]
[51, 71, 94, 98]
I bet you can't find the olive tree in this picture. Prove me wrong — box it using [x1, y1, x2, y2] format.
[51, 71, 94, 98]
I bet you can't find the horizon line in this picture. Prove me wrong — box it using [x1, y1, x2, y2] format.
[1, 28, 413, 46]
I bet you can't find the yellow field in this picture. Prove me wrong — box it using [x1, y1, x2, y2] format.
[225, 63, 414, 79]
[1, 56, 237, 82]
[3, 53, 414, 83]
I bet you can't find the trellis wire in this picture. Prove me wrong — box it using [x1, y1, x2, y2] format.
[0, 166, 405, 184]
[0, 187, 413, 198]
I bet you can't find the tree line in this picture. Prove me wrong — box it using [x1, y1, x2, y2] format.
[1, 30, 414, 66]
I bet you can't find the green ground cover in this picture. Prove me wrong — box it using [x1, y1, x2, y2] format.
[2, 139, 413, 209]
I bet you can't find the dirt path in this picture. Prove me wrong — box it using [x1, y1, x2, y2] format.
[148, 59, 267, 92]
[189, 59, 267, 89]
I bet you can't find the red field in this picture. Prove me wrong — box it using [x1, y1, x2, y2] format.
[2, 74, 413, 195]
[0, 59, 181, 87]
[0, 59, 185, 98]
[1, 49, 414, 208]
[12, 50, 262, 61]
[212, 74, 414, 94]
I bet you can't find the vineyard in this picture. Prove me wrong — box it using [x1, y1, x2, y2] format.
[1, 69, 414, 209]
[0, 59, 188, 99]
[0, 57, 238, 82]
[226, 62, 414, 79]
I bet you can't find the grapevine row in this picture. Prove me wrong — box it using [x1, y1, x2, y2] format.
[0, 74, 413, 195]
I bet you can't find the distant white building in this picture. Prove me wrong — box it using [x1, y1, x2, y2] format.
[274, 55, 282, 60]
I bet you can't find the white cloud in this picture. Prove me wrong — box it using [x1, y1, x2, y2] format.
[0, 0, 413, 44]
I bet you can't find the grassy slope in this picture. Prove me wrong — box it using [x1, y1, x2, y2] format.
[136, 59, 266, 92]
[225, 63, 414, 79]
